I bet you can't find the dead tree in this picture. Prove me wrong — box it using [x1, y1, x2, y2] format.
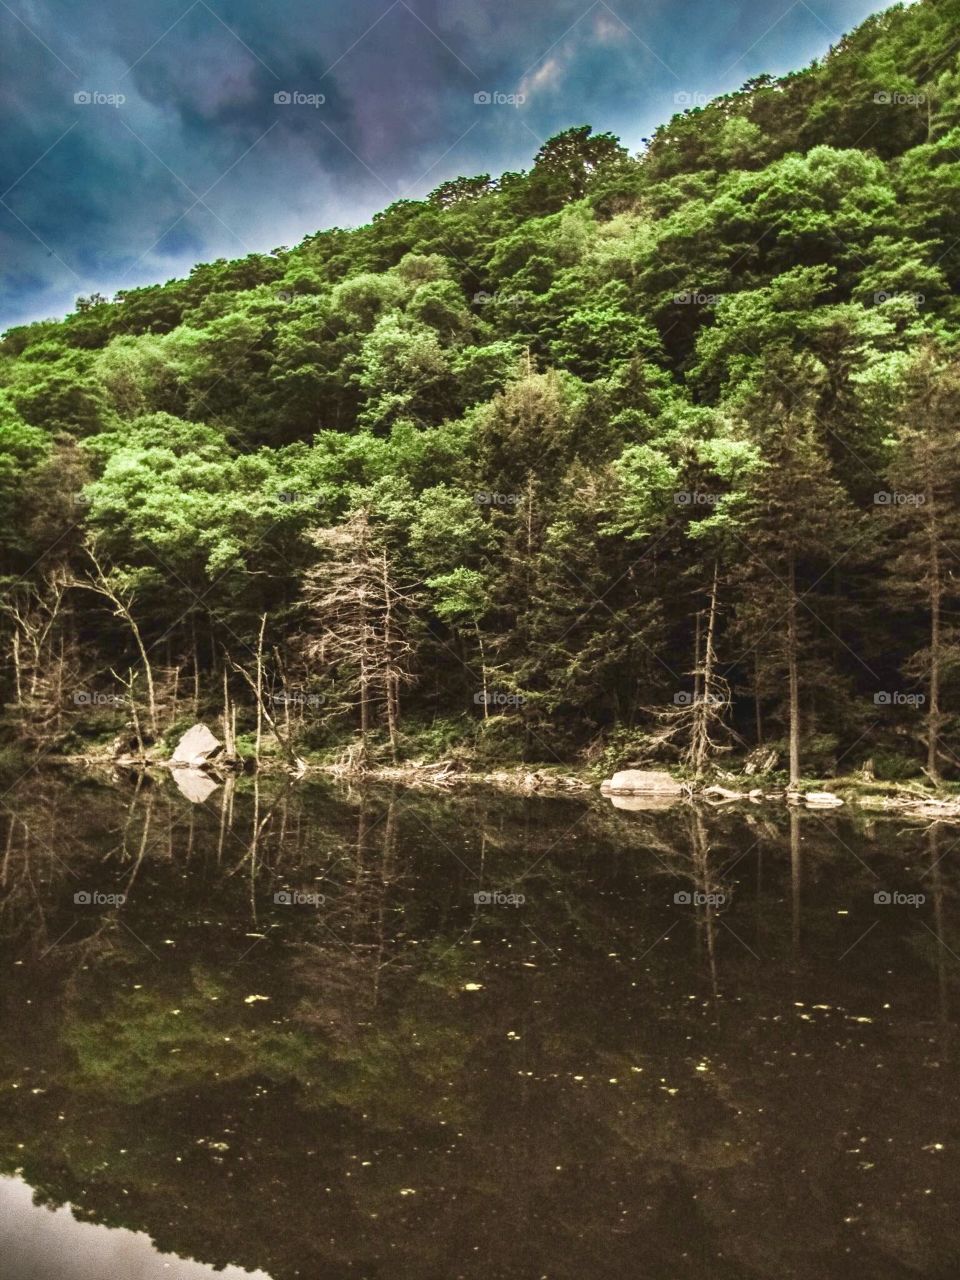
[225, 617, 302, 767]
[1, 568, 81, 745]
[642, 564, 735, 777]
[70, 545, 159, 738]
[302, 510, 417, 764]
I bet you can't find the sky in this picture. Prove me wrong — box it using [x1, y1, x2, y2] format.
[0, 0, 891, 331]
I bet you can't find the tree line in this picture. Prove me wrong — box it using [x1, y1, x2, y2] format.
[2, 0, 960, 782]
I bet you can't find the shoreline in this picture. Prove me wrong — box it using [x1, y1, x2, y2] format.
[19, 750, 960, 819]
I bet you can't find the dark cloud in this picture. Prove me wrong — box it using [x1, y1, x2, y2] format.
[0, 0, 886, 330]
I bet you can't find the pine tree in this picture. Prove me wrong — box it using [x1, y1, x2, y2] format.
[731, 350, 861, 786]
[882, 341, 960, 783]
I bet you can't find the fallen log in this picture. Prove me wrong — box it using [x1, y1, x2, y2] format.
[701, 784, 746, 803]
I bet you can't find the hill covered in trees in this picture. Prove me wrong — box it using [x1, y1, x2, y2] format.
[3, 0, 960, 784]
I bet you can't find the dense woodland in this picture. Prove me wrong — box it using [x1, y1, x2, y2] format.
[3, 0, 960, 783]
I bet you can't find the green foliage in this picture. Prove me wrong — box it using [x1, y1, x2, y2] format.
[5, 0, 960, 775]
[0, 403, 49, 547]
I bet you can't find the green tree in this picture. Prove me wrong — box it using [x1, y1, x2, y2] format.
[881, 342, 960, 781]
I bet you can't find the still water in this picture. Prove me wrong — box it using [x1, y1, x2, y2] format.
[0, 769, 958, 1279]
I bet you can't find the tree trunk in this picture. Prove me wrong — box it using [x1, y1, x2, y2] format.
[254, 613, 267, 767]
[692, 563, 720, 779]
[476, 623, 489, 719]
[359, 586, 371, 757]
[169, 666, 179, 731]
[11, 631, 22, 706]
[222, 666, 234, 757]
[124, 610, 156, 737]
[381, 552, 398, 763]
[54, 634, 64, 734]
[191, 613, 200, 717]
[84, 550, 158, 737]
[128, 673, 145, 760]
[927, 491, 942, 784]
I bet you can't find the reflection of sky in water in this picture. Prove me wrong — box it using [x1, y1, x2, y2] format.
[0, 1177, 272, 1280]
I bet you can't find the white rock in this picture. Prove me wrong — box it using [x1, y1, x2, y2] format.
[170, 723, 222, 766]
[171, 768, 220, 804]
[600, 769, 684, 795]
[804, 791, 844, 808]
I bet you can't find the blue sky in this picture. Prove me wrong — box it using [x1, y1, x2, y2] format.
[0, 0, 891, 331]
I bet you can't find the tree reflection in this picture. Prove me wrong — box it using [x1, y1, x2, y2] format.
[0, 777, 959, 1278]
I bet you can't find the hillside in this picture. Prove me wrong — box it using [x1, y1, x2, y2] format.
[2, 0, 960, 783]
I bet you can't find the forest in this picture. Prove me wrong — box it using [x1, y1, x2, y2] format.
[3, 0, 960, 787]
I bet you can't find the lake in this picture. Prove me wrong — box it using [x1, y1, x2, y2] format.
[0, 770, 958, 1279]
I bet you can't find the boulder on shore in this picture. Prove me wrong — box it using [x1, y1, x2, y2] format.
[804, 790, 844, 808]
[170, 723, 223, 767]
[601, 769, 684, 795]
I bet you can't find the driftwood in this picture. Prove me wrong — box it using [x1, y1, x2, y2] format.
[881, 794, 960, 819]
[742, 747, 779, 776]
[701, 784, 745, 805]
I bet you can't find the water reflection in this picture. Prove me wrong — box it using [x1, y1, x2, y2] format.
[0, 768, 958, 1279]
[0, 1175, 271, 1279]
